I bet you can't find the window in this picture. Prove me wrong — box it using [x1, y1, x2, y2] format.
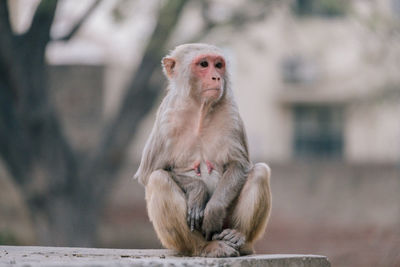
[281, 55, 317, 85]
[293, 105, 343, 159]
[293, 0, 348, 17]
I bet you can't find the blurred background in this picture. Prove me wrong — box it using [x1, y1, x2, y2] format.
[0, 0, 400, 266]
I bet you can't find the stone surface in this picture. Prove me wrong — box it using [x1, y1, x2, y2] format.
[0, 246, 330, 266]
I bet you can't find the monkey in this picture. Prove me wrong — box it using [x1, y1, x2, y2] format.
[134, 43, 271, 257]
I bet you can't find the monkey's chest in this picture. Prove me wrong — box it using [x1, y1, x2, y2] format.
[178, 161, 222, 194]
[169, 125, 228, 159]
[169, 129, 228, 194]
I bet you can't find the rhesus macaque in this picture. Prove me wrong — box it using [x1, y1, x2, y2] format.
[134, 43, 271, 257]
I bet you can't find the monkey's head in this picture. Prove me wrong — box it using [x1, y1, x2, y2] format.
[162, 43, 229, 104]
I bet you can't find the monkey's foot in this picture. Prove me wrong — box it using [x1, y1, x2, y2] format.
[212, 229, 246, 250]
[239, 243, 255, 256]
[200, 240, 239, 257]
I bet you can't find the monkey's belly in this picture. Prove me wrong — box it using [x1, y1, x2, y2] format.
[180, 162, 221, 195]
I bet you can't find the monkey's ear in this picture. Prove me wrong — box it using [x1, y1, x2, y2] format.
[162, 57, 176, 79]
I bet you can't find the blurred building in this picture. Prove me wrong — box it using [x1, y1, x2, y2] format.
[218, 0, 400, 164]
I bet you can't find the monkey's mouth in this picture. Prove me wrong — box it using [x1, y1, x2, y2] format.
[203, 88, 221, 94]
[203, 88, 221, 98]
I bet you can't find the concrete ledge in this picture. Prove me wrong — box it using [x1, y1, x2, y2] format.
[0, 246, 330, 267]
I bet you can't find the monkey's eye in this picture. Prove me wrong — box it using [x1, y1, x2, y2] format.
[200, 61, 208, 68]
[215, 62, 223, 69]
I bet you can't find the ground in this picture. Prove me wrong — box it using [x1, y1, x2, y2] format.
[0, 246, 330, 267]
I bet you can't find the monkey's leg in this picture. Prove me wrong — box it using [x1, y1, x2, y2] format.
[146, 170, 239, 257]
[230, 162, 272, 255]
[145, 170, 205, 255]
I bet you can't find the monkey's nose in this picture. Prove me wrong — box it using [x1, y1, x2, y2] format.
[212, 77, 221, 81]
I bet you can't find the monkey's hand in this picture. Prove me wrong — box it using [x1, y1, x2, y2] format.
[186, 180, 209, 232]
[202, 201, 226, 241]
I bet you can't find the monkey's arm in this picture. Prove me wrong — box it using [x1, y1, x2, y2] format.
[172, 173, 209, 232]
[202, 162, 248, 240]
[202, 116, 250, 240]
[134, 123, 166, 185]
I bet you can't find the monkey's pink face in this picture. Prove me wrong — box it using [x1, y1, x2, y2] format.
[191, 54, 225, 100]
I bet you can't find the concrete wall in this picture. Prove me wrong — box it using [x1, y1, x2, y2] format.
[268, 162, 400, 227]
[346, 99, 400, 163]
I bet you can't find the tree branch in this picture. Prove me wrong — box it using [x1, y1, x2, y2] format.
[0, 1, 13, 37]
[0, 0, 16, 78]
[27, 0, 58, 43]
[17, 0, 58, 110]
[16, 0, 58, 117]
[53, 0, 102, 41]
[0, 83, 33, 185]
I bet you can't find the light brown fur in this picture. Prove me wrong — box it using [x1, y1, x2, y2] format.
[135, 43, 271, 257]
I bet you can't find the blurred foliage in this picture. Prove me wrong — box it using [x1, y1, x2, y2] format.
[0, 230, 18, 245]
[294, 0, 348, 17]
